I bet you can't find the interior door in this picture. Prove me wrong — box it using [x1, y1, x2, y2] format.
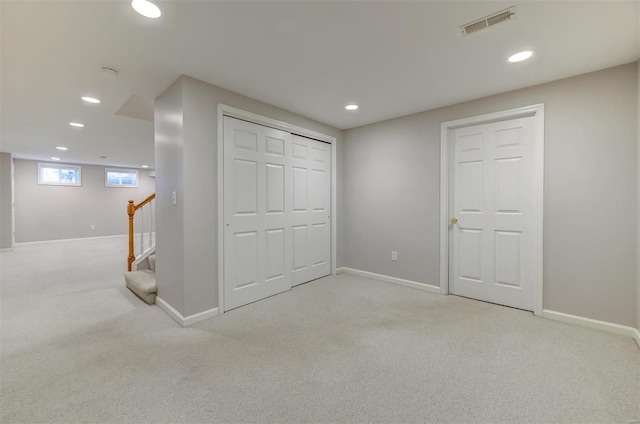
[449, 117, 536, 311]
[223, 118, 332, 311]
[223, 117, 292, 311]
[290, 135, 331, 286]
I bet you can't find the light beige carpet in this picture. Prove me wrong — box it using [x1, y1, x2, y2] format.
[1, 236, 639, 423]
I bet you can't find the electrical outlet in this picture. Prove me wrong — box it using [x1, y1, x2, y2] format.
[90, 225, 95, 230]
[391, 251, 398, 261]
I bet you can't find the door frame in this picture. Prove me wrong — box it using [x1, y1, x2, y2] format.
[217, 104, 338, 314]
[439, 104, 545, 316]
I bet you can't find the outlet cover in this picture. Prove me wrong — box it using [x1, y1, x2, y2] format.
[391, 251, 398, 261]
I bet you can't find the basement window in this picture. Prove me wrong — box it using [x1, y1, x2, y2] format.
[105, 169, 138, 188]
[38, 163, 82, 186]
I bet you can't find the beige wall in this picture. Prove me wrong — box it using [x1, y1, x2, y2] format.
[343, 63, 638, 327]
[155, 75, 344, 317]
[13, 160, 155, 242]
[0, 152, 13, 249]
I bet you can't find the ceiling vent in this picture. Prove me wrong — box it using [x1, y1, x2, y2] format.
[460, 6, 516, 36]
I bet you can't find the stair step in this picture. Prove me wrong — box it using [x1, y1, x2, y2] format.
[124, 270, 157, 304]
[148, 254, 156, 272]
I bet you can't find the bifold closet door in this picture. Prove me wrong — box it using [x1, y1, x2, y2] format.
[223, 117, 332, 311]
[223, 117, 292, 311]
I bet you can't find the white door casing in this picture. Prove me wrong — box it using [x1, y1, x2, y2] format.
[440, 105, 544, 315]
[222, 116, 332, 311]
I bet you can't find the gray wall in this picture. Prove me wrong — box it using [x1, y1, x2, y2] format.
[637, 60, 640, 333]
[155, 75, 343, 317]
[343, 63, 638, 327]
[14, 160, 155, 242]
[0, 152, 13, 249]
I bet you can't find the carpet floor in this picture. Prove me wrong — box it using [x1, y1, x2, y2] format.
[1, 236, 639, 423]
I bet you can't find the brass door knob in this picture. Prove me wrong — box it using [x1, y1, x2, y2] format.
[450, 217, 458, 224]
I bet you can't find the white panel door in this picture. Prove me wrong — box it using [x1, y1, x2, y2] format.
[223, 117, 292, 311]
[223, 118, 332, 311]
[290, 135, 331, 286]
[449, 117, 536, 311]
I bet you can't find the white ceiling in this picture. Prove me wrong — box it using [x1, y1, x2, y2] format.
[2, 1, 638, 169]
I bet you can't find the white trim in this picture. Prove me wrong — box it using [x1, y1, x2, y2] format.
[542, 309, 639, 341]
[131, 246, 156, 271]
[220, 105, 336, 144]
[217, 104, 338, 314]
[634, 328, 640, 348]
[37, 162, 82, 186]
[156, 296, 220, 327]
[0, 248, 14, 252]
[337, 267, 440, 294]
[104, 168, 139, 188]
[217, 105, 225, 315]
[15, 233, 127, 245]
[439, 104, 545, 316]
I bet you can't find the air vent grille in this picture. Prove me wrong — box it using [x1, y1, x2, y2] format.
[460, 6, 516, 36]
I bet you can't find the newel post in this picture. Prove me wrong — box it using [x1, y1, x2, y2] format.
[127, 200, 135, 271]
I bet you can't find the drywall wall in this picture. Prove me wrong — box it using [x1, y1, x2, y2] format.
[0, 152, 13, 249]
[344, 63, 638, 327]
[154, 78, 186, 315]
[13, 160, 155, 243]
[155, 75, 344, 317]
[637, 59, 640, 334]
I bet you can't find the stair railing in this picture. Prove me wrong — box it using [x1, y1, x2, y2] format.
[127, 193, 156, 271]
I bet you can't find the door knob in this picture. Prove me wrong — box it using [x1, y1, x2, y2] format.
[450, 217, 458, 224]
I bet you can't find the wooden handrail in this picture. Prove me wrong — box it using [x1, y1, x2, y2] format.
[134, 193, 155, 211]
[128, 193, 156, 271]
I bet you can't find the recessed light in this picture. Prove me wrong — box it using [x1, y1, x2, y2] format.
[81, 96, 101, 104]
[345, 104, 359, 111]
[141, 165, 149, 168]
[100, 156, 108, 159]
[56, 146, 68, 151]
[69, 122, 84, 128]
[51, 157, 61, 161]
[508, 50, 534, 63]
[131, 0, 161, 18]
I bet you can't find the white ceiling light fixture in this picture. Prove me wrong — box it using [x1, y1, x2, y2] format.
[81, 96, 101, 104]
[345, 104, 359, 111]
[51, 157, 61, 161]
[131, 0, 162, 19]
[508, 50, 535, 63]
[56, 146, 68, 151]
[69, 122, 84, 128]
[141, 165, 149, 168]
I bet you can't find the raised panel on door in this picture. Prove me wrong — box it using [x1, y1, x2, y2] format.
[223, 117, 292, 311]
[450, 117, 536, 311]
[233, 231, 258, 290]
[291, 135, 331, 286]
[265, 164, 284, 214]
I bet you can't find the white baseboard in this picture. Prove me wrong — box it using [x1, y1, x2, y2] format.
[15, 234, 128, 245]
[542, 309, 639, 341]
[634, 328, 640, 348]
[155, 296, 219, 327]
[337, 267, 440, 294]
[0, 247, 14, 252]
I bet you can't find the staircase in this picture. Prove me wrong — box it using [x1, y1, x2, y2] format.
[124, 254, 157, 304]
[124, 193, 157, 304]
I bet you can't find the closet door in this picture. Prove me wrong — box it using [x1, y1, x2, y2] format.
[223, 117, 292, 311]
[290, 135, 331, 286]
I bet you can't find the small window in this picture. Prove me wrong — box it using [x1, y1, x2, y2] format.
[38, 163, 82, 186]
[105, 168, 138, 188]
